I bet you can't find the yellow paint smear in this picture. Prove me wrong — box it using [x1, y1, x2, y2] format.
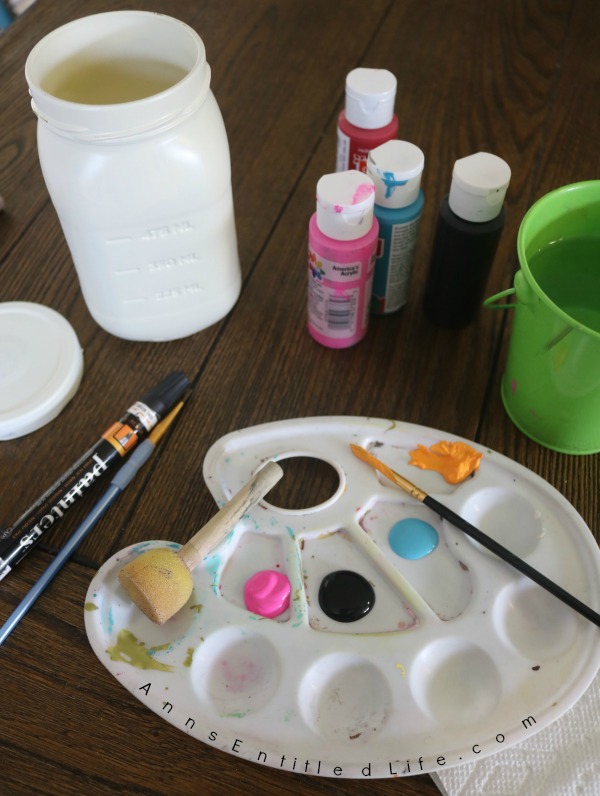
[409, 441, 483, 484]
[107, 629, 174, 672]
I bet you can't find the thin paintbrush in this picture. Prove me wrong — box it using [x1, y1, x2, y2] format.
[350, 443, 600, 629]
[0, 402, 184, 647]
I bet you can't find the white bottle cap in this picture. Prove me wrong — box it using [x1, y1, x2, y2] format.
[0, 302, 84, 439]
[448, 152, 511, 222]
[367, 140, 425, 209]
[316, 171, 376, 241]
[344, 68, 397, 129]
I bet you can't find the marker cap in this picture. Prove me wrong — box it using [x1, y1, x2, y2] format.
[448, 152, 511, 223]
[316, 170, 376, 241]
[344, 68, 397, 129]
[368, 140, 425, 209]
[140, 371, 190, 417]
[0, 302, 84, 440]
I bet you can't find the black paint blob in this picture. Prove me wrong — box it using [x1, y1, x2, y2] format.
[318, 570, 375, 623]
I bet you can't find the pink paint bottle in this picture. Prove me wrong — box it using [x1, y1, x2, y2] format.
[308, 170, 379, 348]
[336, 68, 399, 174]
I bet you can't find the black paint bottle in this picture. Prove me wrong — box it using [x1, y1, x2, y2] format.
[422, 152, 511, 328]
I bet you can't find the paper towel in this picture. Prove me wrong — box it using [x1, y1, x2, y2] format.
[431, 671, 600, 796]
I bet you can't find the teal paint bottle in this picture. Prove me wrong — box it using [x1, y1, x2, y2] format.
[367, 140, 425, 314]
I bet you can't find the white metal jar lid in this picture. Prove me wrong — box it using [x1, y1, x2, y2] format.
[0, 302, 84, 440]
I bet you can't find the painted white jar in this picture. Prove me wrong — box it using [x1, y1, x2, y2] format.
[25, 11, 241, 341]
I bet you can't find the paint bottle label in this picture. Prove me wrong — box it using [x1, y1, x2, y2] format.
[336, 128, 351, 172]
[372, 215, 422, 314]
[308, 247, 375, 343]
[336, 128, 370, 174]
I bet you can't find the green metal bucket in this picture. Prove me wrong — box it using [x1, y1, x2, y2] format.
[485, 181, 600, 454]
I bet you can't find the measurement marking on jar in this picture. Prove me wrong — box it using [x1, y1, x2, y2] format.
[115, 267, 142, 275]
[156, 283, 203, 300]
[142, 221, 195, 241]
[148, 253, 200, 272]
[106, 236, 134, 245]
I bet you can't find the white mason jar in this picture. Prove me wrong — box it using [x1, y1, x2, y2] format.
[25, 11, 241, 341]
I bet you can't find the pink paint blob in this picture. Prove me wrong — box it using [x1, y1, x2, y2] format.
[352, 182, 376, 205]
[244, 570, 291, 619]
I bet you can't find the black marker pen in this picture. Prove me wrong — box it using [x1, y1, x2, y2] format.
[0, 371, 190, 580]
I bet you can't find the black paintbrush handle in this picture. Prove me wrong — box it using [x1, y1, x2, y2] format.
[424, 494, 600, 629]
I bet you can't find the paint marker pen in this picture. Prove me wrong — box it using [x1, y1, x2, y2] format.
[0, 371, 190, 580]
[0, 402, 184, 647]
[336, 68, 398, 174]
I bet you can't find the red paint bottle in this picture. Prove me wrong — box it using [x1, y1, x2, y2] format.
[336, 68, 399, 174]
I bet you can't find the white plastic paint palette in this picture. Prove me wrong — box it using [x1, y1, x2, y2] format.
[85, 417, 600, 779]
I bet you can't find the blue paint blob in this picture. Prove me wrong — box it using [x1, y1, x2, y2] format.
[388, 518, 439, 560]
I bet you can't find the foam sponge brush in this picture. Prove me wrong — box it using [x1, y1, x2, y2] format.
[118, 460, 283, 624]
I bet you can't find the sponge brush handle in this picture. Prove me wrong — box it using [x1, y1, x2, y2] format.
[177, 460, 284, 572]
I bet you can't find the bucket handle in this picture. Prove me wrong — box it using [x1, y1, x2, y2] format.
[483, 287, 517, 310]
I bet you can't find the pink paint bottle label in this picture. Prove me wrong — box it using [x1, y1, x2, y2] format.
[307, 171, 379, 348]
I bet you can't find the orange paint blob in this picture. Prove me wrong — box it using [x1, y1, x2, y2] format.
[408, 441, 483, 484]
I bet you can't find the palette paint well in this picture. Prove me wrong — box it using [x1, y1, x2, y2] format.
[85, 417, 600, 778]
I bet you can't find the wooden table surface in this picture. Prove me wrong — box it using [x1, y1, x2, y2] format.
[1, 1, 599, 794]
